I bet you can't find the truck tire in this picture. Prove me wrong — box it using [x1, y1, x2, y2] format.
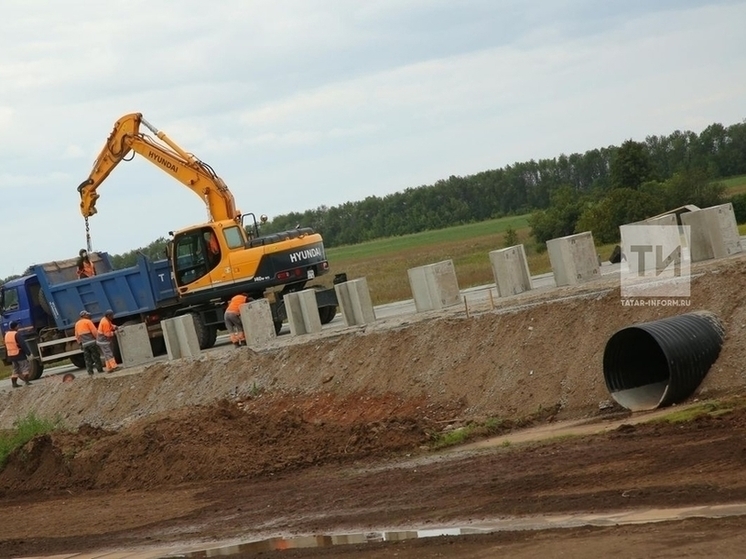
[150, 336, 166, 357]
[205, 326, 218, 348]
[273, 320, 283, 335]
[318, 305, 337, 325]
[190, 313, 211, 350]
[28, 357, 44, 381]
[38, 289, 53, 317]
[70, 354, 86, 369]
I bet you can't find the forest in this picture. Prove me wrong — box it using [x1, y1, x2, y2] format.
[261, 120, 746, 247]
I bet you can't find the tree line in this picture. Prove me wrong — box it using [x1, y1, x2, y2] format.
[261, 120, 746, 247]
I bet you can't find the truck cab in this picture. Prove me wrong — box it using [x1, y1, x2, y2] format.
[0, 275, 50, 357]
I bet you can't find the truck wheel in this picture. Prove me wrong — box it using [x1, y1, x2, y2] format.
[150, 336, 166, 357]
[190, 313, 211, 350]
[205, 326, 218, 348]
[318, 305, 337, 325]
[38, 290, 53, 317]
[273, 320, 283, 335]
[28, 358, 44, 381]
[70, 354, 86, 369]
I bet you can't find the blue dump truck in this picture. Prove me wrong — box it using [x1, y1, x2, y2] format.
[0, 251, 339, 379]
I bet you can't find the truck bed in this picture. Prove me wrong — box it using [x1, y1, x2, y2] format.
[33, 254, 177, 329]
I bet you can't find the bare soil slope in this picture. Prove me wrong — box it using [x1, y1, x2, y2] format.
[1, 254, 746, 558]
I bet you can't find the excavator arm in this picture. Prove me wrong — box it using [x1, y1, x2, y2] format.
[77, 113, 240, 222]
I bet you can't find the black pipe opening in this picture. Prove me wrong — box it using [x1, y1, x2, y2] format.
[603, 312, 725, 411]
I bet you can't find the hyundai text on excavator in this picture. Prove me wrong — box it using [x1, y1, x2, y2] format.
[77, 112, 332, 305]
[0, 113, 341, 380]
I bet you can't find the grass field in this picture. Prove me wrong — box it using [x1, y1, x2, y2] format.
[320, 174, 746, 306]
[322, 215, 619, 306]
[721, 174, 746, 195]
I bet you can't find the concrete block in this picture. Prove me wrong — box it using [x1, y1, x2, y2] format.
[284, 289, 323, 336]
[620, 224, 679, 273]
[116, 323, 154, 368]
[546, 231, 600, 287]
[242, 298, 277, 347]
[407, 260, 461, 313]
[335, 277, 377, 326]
[489, 244, 532, 297]
[161, 315, 201, 360]
[642, 213, 678, 227]
[681, 203, 743, 262]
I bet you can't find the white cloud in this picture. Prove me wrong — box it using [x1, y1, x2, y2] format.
[0, 0, 744, 278]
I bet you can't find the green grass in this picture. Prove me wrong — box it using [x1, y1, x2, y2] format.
[721, 174, 746, 195]
[0, 412, 61, 467]
[327, 215, 530, 261]
[319, 214, 619, 305]
[651, 399, 740, 424]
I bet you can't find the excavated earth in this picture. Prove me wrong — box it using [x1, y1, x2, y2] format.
[2, 254, 746, 558]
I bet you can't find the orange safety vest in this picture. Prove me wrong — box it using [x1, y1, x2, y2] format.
[98, 316, 116, 339]
[226, 294, 248, 314]
[207, 233, 220, 255]
[75, 317, 98, 345]
[77, 260, 95, 278]
[4, 331, 21, 357]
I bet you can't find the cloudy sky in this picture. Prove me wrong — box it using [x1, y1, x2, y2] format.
[1, 0, 744, 279]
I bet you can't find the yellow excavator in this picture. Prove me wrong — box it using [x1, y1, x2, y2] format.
[77, 113, 332, 307]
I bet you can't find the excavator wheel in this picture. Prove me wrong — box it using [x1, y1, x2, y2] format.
[190, 313, 213, 350]
[318, 305, 337, 325]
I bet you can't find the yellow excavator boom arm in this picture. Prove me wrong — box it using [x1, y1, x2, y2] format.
[78, 113, 240, 222]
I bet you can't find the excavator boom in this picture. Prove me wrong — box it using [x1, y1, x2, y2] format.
[78, 113, 240, 222]
[75, 112, 332, 306]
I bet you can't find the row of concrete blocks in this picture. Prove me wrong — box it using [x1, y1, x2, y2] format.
[407, 201, 744, 311]
[544, 201, 743, 287]
[112, 279, 379, 366]
[113, 202, 742, 365]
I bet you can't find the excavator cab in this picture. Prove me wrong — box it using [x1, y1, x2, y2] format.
[172, 226, 223, 287]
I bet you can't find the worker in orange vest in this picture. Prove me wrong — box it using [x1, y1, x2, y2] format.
[97, 309, 120, 372]
[75, 310, 103, 375]
[76, 249, 96, 279]
[4, 321, 31, 388]
[224, 293, 249, 347]
[204, 231, 220, 267]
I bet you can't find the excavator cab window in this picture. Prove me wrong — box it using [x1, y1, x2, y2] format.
[172, 229, 219, 286]
[223, 226, 245, 250]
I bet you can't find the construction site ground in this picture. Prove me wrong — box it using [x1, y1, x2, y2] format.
[2, 254, 746, 558]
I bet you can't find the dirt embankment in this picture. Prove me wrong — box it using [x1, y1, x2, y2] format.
[2, 254, 746, 436]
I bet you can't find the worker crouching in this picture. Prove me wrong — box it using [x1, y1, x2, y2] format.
[97, 309, 120, 372]
[224, 293, 249, 347]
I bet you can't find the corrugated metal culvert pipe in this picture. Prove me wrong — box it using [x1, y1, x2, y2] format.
[603, 311, 725, 411]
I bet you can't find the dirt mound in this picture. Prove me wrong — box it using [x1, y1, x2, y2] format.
[0, 391, 466, 495]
